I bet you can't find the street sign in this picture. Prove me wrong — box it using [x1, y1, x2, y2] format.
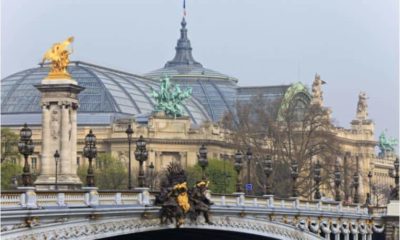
[245, 183, 253, 191]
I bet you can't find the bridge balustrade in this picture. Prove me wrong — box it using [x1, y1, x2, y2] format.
[0, 190, 387, 240]
[0, 190, 369, 215]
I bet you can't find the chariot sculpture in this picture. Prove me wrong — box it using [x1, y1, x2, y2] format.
[151, 76, 192, 118]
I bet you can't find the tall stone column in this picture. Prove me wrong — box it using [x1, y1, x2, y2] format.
[34, 78, 84, 190]
[40, 103, 52, 175]
[70, 105, 78, 175]
[60, 103, 70, 175]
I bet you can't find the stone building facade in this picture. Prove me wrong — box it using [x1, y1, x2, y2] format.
[1, 18, 397, 201]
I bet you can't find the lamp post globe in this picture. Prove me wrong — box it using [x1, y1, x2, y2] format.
[125, 124, 134, 190]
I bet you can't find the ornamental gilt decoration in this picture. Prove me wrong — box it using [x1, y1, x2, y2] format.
[155, 162, 213, 228]
[151, 76, 192, 118]
[42, 37, 74, 79]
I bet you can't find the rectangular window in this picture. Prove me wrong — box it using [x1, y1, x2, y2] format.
[77, 157, 80, 166]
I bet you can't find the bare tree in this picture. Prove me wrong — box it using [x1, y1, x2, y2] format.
[222, 94, 342, 199]
[372, 183, 391, 206]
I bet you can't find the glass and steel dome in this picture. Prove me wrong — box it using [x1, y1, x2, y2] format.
[145, 18, 238, 122]
[1, 61, 211, 126]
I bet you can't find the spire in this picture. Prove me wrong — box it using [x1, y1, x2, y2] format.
[164, 18, 202, 68]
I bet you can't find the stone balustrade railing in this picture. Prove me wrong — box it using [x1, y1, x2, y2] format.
[1, 190, 390, 240]
[0, 190, 368, 215]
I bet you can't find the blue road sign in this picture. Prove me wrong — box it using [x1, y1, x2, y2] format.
[245, 183, 253, 191]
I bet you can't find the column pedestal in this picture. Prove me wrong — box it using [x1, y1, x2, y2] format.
[34, 78, 84, 190]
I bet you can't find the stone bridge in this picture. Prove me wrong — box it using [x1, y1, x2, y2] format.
[0, 189, 389, 240]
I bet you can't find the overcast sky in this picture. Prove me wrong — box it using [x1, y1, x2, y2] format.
[1, 0, 399, 144]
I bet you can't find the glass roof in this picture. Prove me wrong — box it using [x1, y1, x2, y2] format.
[1, 62, 211, 125]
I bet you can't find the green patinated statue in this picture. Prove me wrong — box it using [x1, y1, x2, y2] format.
[151, 76, 192, 118]
[378, 131, 398, 156]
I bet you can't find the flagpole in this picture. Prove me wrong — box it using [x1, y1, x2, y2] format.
[183, 0, 186, 17]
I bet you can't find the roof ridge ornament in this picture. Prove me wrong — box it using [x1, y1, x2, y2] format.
[164, 18, 203, 68]
[42, 37, 74, 80]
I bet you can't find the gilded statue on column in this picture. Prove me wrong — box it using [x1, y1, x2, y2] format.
[42, 37, 74, 79]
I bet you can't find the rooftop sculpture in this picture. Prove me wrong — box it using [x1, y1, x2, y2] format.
[378, 131, 398, 156]
[42, 37, 74, 79]
[356, 92, 368, 119]
[151, 76, 192, 118]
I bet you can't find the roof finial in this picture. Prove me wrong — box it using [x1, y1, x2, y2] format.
[181, 17, 187, 29]
[164, 10, 202, 68]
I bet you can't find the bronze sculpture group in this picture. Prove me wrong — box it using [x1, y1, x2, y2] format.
[155, 162, 213, 228]
[151, 76, 192, 118]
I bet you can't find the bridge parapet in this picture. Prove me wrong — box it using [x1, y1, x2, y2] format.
[0, 190, 386, 240]
[1, 191, 367, 215]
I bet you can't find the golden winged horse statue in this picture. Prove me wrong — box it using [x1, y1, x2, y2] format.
[42, 37, 74, 79]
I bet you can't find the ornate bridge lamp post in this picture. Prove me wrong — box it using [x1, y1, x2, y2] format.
[353, 171, 360, 204]
[223, 153, 229, 194]
[234, 150, 243, 193]
[246, 148, 253, 195]
[125, 124, 134, 190]
[54, 150, 60, 190]
[148, 162, 154, 190]
[334, 161, 342, 202]
[135, 135, 148, 188]
[263, 155, 273, 195]
[18, 123, 35, 186]
[388, 157, 399, 200]
[367, 171, 373, 205]
[313, 160, 322, 200]
[83, 130, 97, 187]
[198, 144, 208, 180]
[291, 159, 299, 198]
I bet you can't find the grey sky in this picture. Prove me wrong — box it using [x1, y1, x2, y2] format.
[1, 0, 399, 143]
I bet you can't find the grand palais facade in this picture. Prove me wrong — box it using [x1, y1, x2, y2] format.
[1, 18, 396, 202]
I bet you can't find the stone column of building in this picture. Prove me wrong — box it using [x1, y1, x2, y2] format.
[34, 78, 84, 190]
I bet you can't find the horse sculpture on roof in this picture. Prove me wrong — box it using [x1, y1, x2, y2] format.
[151, 76, 192, 118]
[378, 131, 398, 157]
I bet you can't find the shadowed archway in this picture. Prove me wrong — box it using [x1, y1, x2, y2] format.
[104, 228, 279, 240]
